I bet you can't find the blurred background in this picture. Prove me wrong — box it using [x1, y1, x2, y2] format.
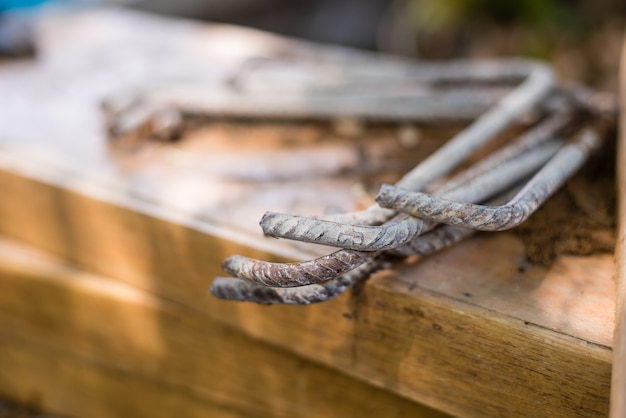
[132, 0, 625, 90]
[1, 0, 625, 89]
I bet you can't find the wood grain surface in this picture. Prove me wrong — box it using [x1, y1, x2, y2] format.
[0, 157, 613, 417]
[0, 239, 447, 418]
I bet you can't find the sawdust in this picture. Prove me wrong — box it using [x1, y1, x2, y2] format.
[514, 132, 617, 266]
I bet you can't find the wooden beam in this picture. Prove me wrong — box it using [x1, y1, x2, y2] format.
[0, 239, 446, 418]
[0, 336, 257, 418]
[0, 168, 613, 417]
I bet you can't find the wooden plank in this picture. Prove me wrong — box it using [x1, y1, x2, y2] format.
[0, 337, 255, 418]
[0, 9, 615, 417]
[0, 168, 613, 417]
[0, 239, 446, 418]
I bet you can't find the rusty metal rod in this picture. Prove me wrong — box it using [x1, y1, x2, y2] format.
[390, 187, 521, 257]
[211, 185, 527, 304]
[213, 213, 485, 304]
[430, 110, 571, 195]
[211, 258, 381, 305]
[211, 60, 559, 302]
[260, 140, 561, 250]
[313, 62, 555, 227]
[376, 127, 601, 231]
[221, 249, 376, 288]
[220, 140, 560, 288]
[222, 114, 567, 288]
[105, 59, 552, 142]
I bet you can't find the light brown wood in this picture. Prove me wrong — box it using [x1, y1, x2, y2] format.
[0, 337, 253, 418]
[0, 239, 447, 418]
[0, 9, 616, 418]
[0, 168, 613, 417]
[610, 33, 626, 418]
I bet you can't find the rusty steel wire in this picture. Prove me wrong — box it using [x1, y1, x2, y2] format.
[211, 185, 526, 304]
[215, 61, 555, 285]
[205, 58, 611, 305]
[219, 137, 561, 290]
[222, 249, 376, 288]
[105, 59, 553, 143]
[212, 216, 489, 304]
[260, 139, 561, 251]
[389, 186, 522, 257]
[376, 127, 602, 231]
[212, 258, 382, 305]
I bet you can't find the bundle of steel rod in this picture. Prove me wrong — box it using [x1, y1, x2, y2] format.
[102, 57, 614, 305]
[202, 58, 616, 305]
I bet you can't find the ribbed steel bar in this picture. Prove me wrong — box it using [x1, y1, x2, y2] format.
[222, 138, 561, 290]
[211, 258, 382, 305]
[376, 127, 601, 231]
[219, 139, 561, 288]
[211, 180, 534, 304]
[106, 59, 552, 142]
[431, 110, 572, 195]
[319, 60, 554, 227]
[204, 60, 617, 306]
[260, 140, 561, 251]
[221, 249, 376, 288]
[390, 187, 522, 257]
[212, 209, 489, 304]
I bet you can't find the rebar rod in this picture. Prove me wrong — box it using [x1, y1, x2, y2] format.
[312, 61, 554, 227]
[376, 127, 601, 231]
[222, 249, 376, 288]
[212, 217, 482, 304]
[106, 59, 553, 142]
[390, 186, 522, 257]
[431, 110, 571, 195]
[211, 184, 529, 304]
[206, 61, 617, 306]
[214, 63, 553, 286]
[260, 140, 561, 251]
[220, 139, 560, 288]
[211, 258, 382, 305]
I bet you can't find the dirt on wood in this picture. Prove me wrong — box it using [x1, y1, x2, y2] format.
[514, 130, 617, 266]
